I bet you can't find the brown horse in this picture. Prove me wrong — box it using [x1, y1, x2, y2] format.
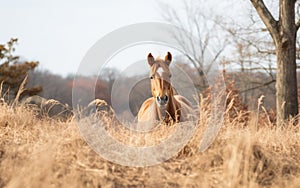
[137, 52, 194, 125]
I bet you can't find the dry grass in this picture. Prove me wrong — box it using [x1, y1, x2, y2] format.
[1, 99, 300, 188]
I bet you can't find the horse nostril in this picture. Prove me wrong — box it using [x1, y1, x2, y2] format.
[164, 96, 168, 102]
[156, 96, 161, 102]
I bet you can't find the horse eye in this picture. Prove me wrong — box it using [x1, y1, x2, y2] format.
[169, 74, 172, 78]
[150, 76, 154, 79]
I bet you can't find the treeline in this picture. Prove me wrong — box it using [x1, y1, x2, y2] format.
[26, 62, 279, 113]
[0, 38, 290, 115]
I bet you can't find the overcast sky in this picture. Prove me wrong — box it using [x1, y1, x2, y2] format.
[1, 0, 250, 76]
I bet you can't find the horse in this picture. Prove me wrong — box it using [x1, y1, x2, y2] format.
[137, 52, 194, 125]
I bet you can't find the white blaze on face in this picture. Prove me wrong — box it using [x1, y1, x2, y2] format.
[157, 67, 164, 77]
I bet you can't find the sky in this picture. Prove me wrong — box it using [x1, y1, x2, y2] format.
[0, 0, 250, 77]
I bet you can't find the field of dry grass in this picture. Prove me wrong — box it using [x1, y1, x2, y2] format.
[1, 99, 300, 188]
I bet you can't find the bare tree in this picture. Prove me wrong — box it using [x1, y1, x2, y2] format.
[160, 0, 300, 121]
[161, 0, 279, 111]
[220, 17, 277, 108]
[161, 0, 227, 90]
[250, 0, 299, 125]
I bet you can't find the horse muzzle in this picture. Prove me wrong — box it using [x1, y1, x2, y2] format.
[156, 95, 168, 106]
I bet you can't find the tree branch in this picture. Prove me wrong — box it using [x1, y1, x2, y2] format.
[240, 79, 276, 93]
[250, 0, 279, 42]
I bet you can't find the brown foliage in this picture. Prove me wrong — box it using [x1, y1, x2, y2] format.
[224, 80, 249, 124]
[203, 70, 249, 126]
[0, 38, 42, 101]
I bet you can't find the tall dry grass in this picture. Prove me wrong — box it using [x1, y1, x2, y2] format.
[0, 95, 300, 188]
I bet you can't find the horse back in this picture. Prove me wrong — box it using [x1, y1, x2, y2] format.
[174, 95, 195, 121]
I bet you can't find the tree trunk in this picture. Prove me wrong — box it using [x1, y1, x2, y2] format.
[275, 0, 298, 125]
[276, 38, 298, 125]
[250, 0, 298, 125]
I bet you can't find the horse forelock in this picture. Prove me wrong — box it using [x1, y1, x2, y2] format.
[149, 59, 170, 77]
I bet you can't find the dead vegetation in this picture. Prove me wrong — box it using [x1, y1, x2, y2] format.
[0, 94, 300, 188]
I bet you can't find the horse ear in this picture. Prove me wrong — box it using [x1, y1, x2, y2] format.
[147, 53, 155, 66]
[165, 52, 172, 66]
